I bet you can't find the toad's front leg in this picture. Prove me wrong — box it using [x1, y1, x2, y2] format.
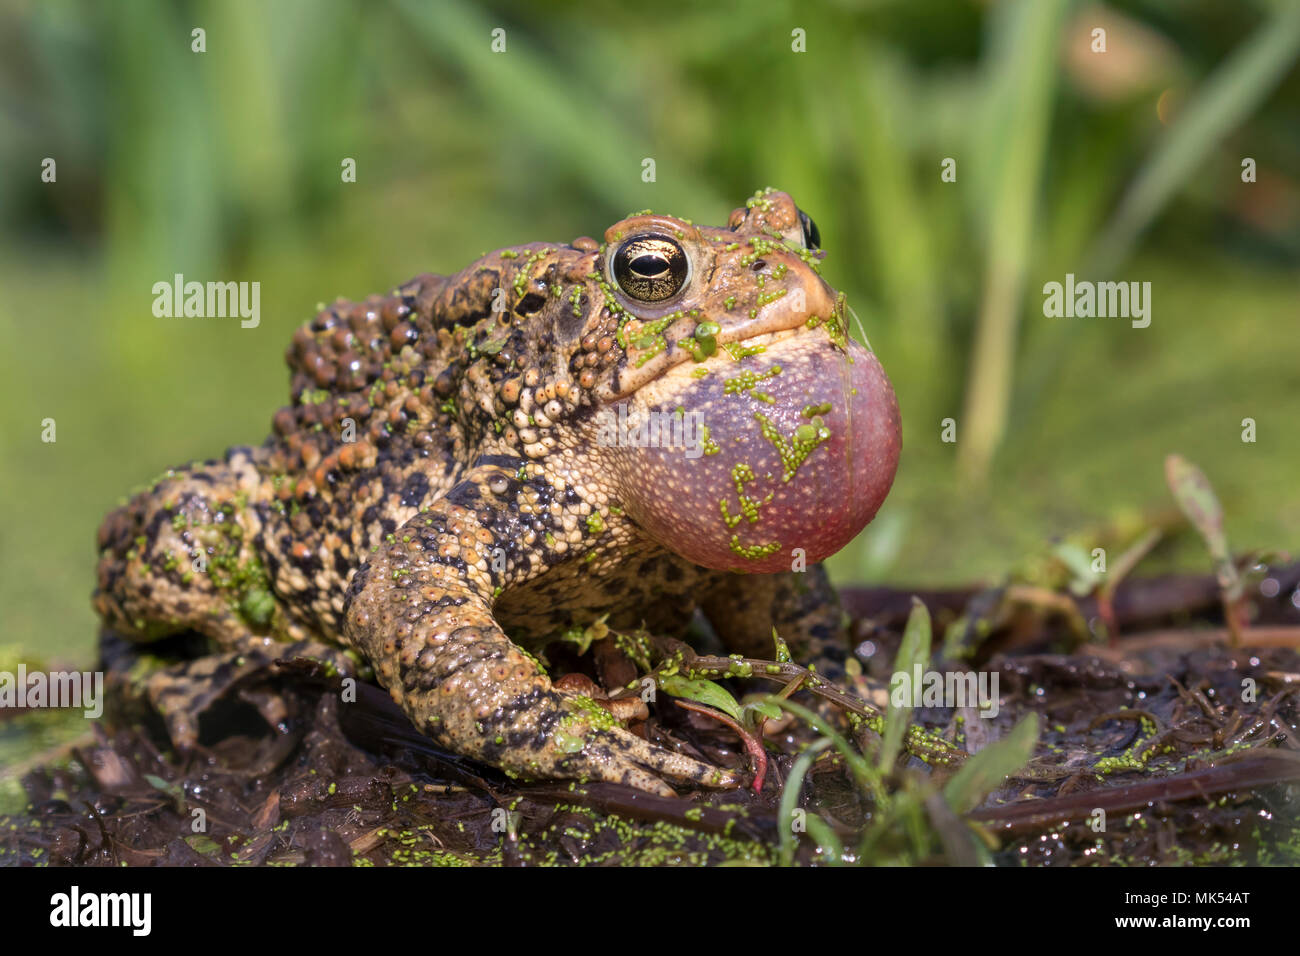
[342, 461, 740, 796]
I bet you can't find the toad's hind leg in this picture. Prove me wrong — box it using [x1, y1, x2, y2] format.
[94, 450, 354, 746]
[101, 628, 355, 747]
[343, 461, 741, 795]
[94, 450, 267, 646]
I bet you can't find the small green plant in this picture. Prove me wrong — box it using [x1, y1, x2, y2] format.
[772, 601, 1039, 865]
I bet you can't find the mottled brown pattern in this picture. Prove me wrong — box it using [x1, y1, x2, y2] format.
[93, 190, 901, 794]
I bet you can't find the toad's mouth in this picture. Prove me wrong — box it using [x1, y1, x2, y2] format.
[601, 323, 901, 574]
[597, 287, 850, 403]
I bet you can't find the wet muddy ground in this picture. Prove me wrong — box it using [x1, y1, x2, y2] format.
[4, 565, 1300, 867]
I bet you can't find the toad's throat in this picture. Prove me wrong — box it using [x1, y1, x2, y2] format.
[607, 334, 901, 574]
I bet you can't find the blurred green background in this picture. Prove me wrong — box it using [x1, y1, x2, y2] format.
[1, 0, 1298, 669]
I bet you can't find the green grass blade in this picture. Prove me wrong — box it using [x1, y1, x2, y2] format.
[778, 737, 833, 867]
[943, 712, 1039, 815]
[958, 0, 1071, 480]
[879, 597, 932, 772]
[772, 697, 887, 804]
[803, 813, 846, 866]
[392, 0, 723, 215]
[1088, 5, 1300, 275]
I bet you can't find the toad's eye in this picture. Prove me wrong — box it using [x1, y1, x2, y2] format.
[797, 209, 820, 251]
[611, 234, 688, 303]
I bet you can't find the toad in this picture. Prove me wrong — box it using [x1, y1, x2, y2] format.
[94, 189, 901, 795]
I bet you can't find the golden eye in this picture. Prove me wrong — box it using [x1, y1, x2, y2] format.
[611, 234, 688, 303]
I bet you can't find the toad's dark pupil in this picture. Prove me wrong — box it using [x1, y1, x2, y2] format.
[613, 234, 688, 302]
[631, 254, 667, 277]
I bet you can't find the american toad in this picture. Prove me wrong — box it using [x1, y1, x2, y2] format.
[94, 189, 901, 794]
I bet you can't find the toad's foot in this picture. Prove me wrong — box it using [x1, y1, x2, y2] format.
[345, 609, 741, 796]
[509, 684, 742, 795]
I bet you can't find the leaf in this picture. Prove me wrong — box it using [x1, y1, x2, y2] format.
[743, 701, 783, 723]
[943, 713, 1039, 815]
[659, 675, 742, 722]
[1164, 454, 1241, 600]
[880, 598, 932, 772]
[144, 773, 176, 795]
[1052, 541, 1101, 596]
[1165, 454, 1244, 642]
[186, 834, 221, 856]
[1165, 454, 1230, 564]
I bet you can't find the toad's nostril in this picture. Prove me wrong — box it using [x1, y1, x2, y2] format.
[514, 292, 546, 316]
[750, 259, 766, 272]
